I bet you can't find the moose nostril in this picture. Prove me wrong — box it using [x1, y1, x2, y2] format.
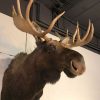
[71, 62, 78, 71]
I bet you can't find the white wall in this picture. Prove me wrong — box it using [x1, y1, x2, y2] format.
[0, 13, 100, 100]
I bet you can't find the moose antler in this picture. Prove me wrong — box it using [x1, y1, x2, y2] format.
[12, 0, 65, 39]
[61, 20, 94, 48]
[12, 0, 94, 48]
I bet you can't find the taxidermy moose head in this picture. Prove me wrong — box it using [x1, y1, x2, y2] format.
[1, 0, 94, 100]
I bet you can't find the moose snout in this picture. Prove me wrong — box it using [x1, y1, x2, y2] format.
[71, 60, 86, 75]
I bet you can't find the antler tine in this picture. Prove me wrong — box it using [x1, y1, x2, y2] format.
[12, 6, 17, 16]
[60, 29, 71, 47]
[65, 29, 69, 37]
[76, 22, 81, 41]
[81, 20, 91, 41]
[72, 22, 78, 43]
[81, 22, 94, 45]
[17, 0, 23, 17]
[26, 0, 33, 20]
[41, 11, 65, 37]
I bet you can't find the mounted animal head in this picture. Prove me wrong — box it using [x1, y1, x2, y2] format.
[12, 0, 94, 82]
